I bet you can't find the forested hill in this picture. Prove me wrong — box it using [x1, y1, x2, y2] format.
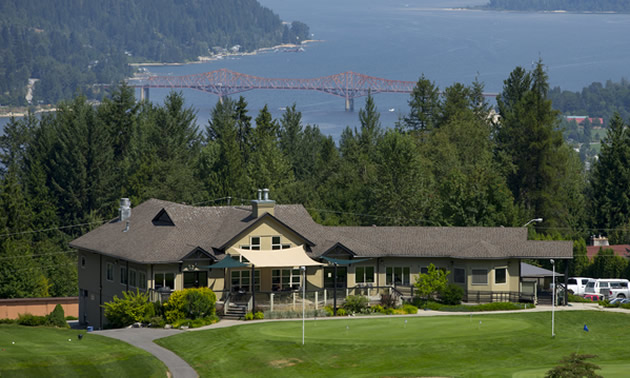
[482, 0, 630, 12]
[0, 0, 310, 106]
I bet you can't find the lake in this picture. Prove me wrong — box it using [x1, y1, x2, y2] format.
[3, 0, 630, 139]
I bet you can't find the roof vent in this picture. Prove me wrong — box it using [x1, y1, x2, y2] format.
[251, 188, 275, 218]
[120, 198, 131, 221]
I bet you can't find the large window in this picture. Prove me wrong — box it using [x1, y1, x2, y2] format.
[355, 266, 375, 284]
[231, 270, 259, 292]
[106, 263, 114, 281]
[386, 267, 410, 285]
[138, 271, 147, 290]
[155, 272, 175, 290]
[129, 269, 137, 287]
[272, 269, 301, 291]
[120, 267, 128, 285]
[454, 268, 466, 284]
[495, 268, 507, 284]
[472, 269, 488, 285]
[185, 271, 208, 288]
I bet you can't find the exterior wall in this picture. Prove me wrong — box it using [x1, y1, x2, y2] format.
[226, 218, 304, 253]
[0, 297, 78, 319]
[346, 257, 521, 295]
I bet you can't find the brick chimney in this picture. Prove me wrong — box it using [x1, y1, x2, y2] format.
[251, 188, 275, 217]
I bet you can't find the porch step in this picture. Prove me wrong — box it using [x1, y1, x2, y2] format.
[223, 303, 248, 320]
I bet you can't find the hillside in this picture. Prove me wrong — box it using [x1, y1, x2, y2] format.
[0, 0, 310, 106]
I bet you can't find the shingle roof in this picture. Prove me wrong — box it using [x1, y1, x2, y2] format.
[69, 199, 573, 263]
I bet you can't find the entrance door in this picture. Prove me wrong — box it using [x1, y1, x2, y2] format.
[324, 267, 347, 288]
[184, 271, 208, 288]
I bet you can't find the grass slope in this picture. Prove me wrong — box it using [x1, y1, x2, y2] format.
[0, 325, 166, 377]
[156, 311, 630, 377]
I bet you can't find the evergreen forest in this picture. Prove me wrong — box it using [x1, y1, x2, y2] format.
[483, 0, 630, 12]
[0, 0, 310, 106]
[2, 61, 630, 298]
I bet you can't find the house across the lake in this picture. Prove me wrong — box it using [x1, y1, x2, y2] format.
[70, 190, 572, 329]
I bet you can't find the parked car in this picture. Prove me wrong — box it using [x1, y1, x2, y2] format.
[609, 297, 630, 305]
[583, 293, 603, 301]
[567, 277, 592, 295]
[584, 279, 630, 299]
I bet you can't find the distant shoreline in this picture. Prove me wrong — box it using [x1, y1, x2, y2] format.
[129, 40, 322, 68]
[0, 106, 57, 119]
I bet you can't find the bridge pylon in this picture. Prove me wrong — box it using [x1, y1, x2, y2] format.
[345, 97, 354, 112]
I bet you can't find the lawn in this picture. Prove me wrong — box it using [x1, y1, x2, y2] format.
[0, 325, 167, 377]
[156, 311, 630, 377]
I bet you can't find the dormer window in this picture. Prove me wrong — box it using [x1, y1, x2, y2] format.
[152, 208, 174, 226]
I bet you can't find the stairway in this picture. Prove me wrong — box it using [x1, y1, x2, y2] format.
[223, 302, 248, 320]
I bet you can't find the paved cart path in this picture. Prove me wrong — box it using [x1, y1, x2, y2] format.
[95, 327, 198, 378]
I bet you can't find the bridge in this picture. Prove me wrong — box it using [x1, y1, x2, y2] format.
[128, 69, 497, 111]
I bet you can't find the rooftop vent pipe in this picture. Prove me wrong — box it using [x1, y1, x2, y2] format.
[263, 188, 269, 201]
[120, 198, 131, 222]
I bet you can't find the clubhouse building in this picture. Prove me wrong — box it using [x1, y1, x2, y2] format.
[70, 191, 573, 329]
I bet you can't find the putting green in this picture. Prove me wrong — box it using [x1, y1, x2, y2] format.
[0, 325, 166, 377]
[157, 311, 630, 377]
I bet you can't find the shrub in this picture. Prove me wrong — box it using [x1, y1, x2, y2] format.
[323, 306, 334, 317]
[244, 312, 254, 321]
[185, 287, 217, 318]
[380, 293, 398, 308]
[568, 293, 592, 303]
[148, 316, 166, 328]
[402, 304, 418, 314]
[103, 289, 155, 328]
[336, 308, 347, 316]
[384, 307, 395, 315]
[65, 315, 78, 320]
[0, 318, 16, 324]
[439, 284, 464, 305]
[17, 313, 46, 326]
[46, 304, 69, 328]
[164, 288, 217, 323]
[343, 295, 368, 314]
[371, 304, 385, 313]
[545, 353, 601, 378]
[254, 311, 264, 320]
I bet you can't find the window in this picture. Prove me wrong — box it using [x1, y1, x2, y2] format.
[386, 267, 410, 285]
[81, 256, 86, 269]
[231, 270, 259, 292]
[420, 267, 429, 274]
[271, 236, 291, 250]
[129, 269, 137, 287]
[250, 237, 261, 250]
[184, 271, 208, 288]
[355, 266, 375, 284]
[272, 269, 301, 291]
[138, 271, 147, 290]
[155, 272, 175, 290]
[454, 268, 466, 284]
[472, 269, 488, 285]
[272, 236, 282, 250]
[106, 263, 114, 281]
[495, 268, 506, 284]
[120, 267, 128, 285]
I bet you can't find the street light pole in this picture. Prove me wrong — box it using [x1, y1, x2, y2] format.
[551, 259, 555, 338]
[522, 218, 543, 227]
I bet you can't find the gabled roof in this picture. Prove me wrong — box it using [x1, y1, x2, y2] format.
[70, 198, 573, 264]
[586, 245, 630, 260]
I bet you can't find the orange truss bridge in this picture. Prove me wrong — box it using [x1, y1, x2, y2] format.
[129, 69, 497, 111]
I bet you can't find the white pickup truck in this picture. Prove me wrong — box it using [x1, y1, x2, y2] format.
[584, 279, 630, 299]
[567, 277, 591, 295]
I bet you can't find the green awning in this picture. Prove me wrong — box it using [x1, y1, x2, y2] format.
[199, 256, 248, 269]
[321, 256, 372, 265]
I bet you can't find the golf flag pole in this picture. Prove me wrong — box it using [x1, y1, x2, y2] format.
[301, 266, 306, 345]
